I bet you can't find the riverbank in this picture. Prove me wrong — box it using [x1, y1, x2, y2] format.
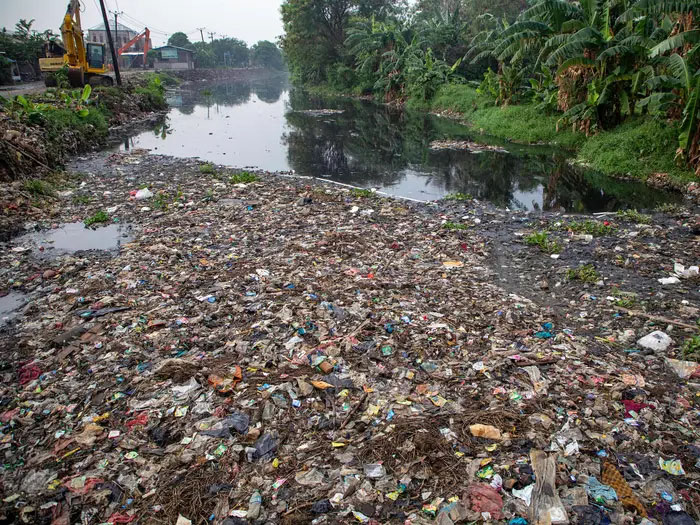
[426, 85, 697, 192]
[0, 73, 171, 182]
[0, 150, 698, 524]
[309, 83, 698, 195]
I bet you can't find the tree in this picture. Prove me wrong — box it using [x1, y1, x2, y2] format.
[211, 38, 249, 67]
[280, 0, 399, 83]
[193, 41, 216, 68]
[251, 41, 285, 69]
[167, 32, 193, 49]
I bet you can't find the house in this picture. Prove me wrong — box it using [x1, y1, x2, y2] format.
[87, 22, 143, 68]
[152, 45, 194, 71]
[87, 21, 138, 49]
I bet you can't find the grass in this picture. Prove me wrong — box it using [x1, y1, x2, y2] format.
[200, 163, 216, 175]
[443, 192, 473, 201]
[24, 179, 56, 197]
[443, 221, 469, 230]
[430, 85, 583, 149]
[567, 264, 601, 283]
[563, 220, 615, 236]
[525, 231, 562, 254]
[84, 210, 109, 227]
[616, 209, 651, 224]
[229, 171, 259, 184]
[578, 118, 694, 184]
[351, 188, 373, 198]
[427, 84, 696, 185]
[681, 336, 700, 362]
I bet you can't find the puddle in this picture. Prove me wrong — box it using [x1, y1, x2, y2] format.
[0, 292, 27, 326]
[13, 222, 131, 256]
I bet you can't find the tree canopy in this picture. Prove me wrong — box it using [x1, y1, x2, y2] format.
[167, 32, 193, 49]
[251, 41, 285, 70]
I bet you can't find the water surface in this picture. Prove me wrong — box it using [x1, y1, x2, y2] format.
[14, 222, 130, 256]
[120, 76, 679, 212]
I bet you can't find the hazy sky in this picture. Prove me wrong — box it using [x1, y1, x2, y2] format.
[0, 0, 285, 47]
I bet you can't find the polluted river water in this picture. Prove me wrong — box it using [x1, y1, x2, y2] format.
[118, 75, 680, 212]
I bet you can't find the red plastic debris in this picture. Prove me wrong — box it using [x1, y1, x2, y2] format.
[468, 483, 504, 519]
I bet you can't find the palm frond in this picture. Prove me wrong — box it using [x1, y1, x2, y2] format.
[650, 30, 700, 57]
[556, 56, 597, 75]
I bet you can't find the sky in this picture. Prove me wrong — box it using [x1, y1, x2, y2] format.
[0, 0, 285, 47]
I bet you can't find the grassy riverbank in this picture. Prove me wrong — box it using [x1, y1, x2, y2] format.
[426, 85, 694, 187]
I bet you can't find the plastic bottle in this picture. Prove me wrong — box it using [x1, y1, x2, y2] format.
[246, 490, 262, 520]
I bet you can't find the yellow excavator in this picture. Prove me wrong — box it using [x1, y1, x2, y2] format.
[39, 0, 113, 87]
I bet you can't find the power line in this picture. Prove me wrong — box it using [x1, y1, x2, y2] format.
[118, 11, 169, 35]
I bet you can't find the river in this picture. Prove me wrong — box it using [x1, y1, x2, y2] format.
[118, 74, 678, 212]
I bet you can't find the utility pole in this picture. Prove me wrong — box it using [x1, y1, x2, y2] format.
[197, 27, 205, 43]
[110, 9, 123, 46]
[208, 31, 216, 44]
[99, 0, 121, 85]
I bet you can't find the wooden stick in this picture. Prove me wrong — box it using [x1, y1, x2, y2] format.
[283, 502, 314, 516]
[339, 392, 368, 431]
[613, 306, 699, 331]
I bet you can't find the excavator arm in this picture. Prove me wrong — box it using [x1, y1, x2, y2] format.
[117, 28, 150, 68]
[61, 0, 86, 70]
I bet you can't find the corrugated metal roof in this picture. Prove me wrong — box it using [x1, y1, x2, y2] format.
[152, 45, 194, 53]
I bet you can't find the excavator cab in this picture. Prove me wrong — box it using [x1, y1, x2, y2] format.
[87, 43, 105, 69]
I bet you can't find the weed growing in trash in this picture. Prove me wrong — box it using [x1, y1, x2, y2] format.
[563, 220, 615, 236]
[444, 192, 473, 201]
[351, 188, 373, 198]
[23, 179, 56, 198]
[616, 209, 651, 224]
[682, 336, 700, 361]
[655, 202, 685, 215]
[567, 264, 601, 283]
[84, 210, 109, 227]
[72, 194, 91, 205]
[199, 163, 216, 175]
[611, 289, 637, 309]
[525, 231, 561, 254]
[443, 221, 469, 230]
[229, 171, 259, 184]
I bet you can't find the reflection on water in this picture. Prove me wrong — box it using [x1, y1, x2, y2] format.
[14, 222, 131, 256]
[120, 75, 679, 212]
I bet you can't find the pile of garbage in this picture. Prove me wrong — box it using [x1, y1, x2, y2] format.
[429, 140, 508, 154]
[0, 150, 698, 524]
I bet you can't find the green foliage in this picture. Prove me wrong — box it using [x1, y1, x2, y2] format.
[525, 231, 561, 254]
[200, 163, 216, 175]
[577, 118, 694, 183]
[24, 179, 55, 197]
[443, 221, 469, 230]
[274, 0, 700, 176]
[564, 220, 615, 236]
[134, 75, 167, 111]
[567, 264, 601, 283]
[351, 188, 373, 197]
[229, 171, 259, 184]
[444, 192, 473, 201]
[616, 209, 651, 224]
[681, 335, 700, 361]
[251, 41, 285, 70]
[84, 210, 109, 227]
[167, 32, 193, 49]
